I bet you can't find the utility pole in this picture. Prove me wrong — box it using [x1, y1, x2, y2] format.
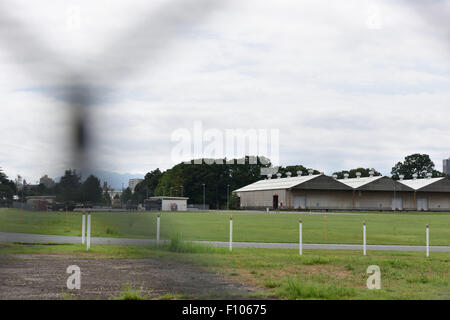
[393, 180, 397, 211]
[227, 184, 230, 210]
[202, 183, 206, 210]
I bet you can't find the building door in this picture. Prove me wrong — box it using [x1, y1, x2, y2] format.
[417, 198, 429, 211]
[293, 195, 306, 209]
[273, 195, 279, 209]
[392, 198, 403, 211]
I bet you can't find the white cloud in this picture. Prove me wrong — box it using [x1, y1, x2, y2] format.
[0, 0, 449, 183]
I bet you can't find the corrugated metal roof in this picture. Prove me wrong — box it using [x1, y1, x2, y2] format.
[338, 176, 384, 189]
[397, 177, 445, 190]
[234, 174, 322, 192]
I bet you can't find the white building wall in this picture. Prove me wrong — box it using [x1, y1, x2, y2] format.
[354, 191, 399, 210]
[420, 192, 450, 211]
[297, 190, 353, 210]
[238, 189, 287, 209]
[237, 188, 450, 211]
[161, 199, 187, 211]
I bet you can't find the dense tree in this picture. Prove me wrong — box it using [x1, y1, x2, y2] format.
[54, 169, 82, 202]
[120, 187, 133, 203]
[0, 168, 16, 206]
[102, 191, 112, 206]
[22, 183, 49, 197]
[333, 168, 381, 179]
[81, 175, 103, 203]
[229, 192, 240, 210]
[132, 168, 163, 203]
[391, 154, 443, 180]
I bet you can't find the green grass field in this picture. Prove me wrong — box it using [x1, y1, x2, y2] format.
[1, 241, 448, 300]
[1, 208, 449, 246]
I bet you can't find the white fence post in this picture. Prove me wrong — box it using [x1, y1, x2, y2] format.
[81, 212, 85, 244]
[363, 221, 366, 256]
[157, 213, 160, 244]
[86, 213, 91, 251]
[229, 216, 233, 252]
[426, 224, 429, 257]
[299, 219, 303, 256]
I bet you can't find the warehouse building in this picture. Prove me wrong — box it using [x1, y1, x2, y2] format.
[397, 174, 450, 211]
[337, 174, 413, 211]
[234, 172, 353, 210]
[234, 171, 450, 211]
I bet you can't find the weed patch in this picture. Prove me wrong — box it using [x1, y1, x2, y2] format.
[277, 278, 356, 299]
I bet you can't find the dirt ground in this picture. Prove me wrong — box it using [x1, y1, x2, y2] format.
[0, 254, 259, 300]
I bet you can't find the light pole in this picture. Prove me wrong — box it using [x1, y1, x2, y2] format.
[227, 184, 230, 210]
[202, 183, 206, 210]
[180, 185, 183, 197]
[170, 187, 173, 196]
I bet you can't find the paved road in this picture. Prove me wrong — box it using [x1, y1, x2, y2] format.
[1, 232, 449, 252]
[208, 210, 366, 215]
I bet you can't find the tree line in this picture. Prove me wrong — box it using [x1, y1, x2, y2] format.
[0, 169, 109, 207]
[1, 153, 447, 208]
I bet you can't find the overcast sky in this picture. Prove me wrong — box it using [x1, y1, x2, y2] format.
[0, 0, 449, 183]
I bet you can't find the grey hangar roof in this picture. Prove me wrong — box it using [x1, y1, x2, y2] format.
[233, 174, 450, 193]
[234, 174, 351, 192]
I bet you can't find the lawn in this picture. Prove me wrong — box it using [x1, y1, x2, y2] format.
[0, 208, 449, 246]
[1, 241, 449, 300]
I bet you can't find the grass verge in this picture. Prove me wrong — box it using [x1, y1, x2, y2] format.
[1, 208, 449, 246]
[1, 237, 449, 300]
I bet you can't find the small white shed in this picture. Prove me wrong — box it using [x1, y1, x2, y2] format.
[146, 196, 189, 211]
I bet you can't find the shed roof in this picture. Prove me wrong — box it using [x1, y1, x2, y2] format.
[233, 174, 322, 192]
[397, 177, 446, 191]
[338, 176, 384, 189]
[338, 176, 414, 191]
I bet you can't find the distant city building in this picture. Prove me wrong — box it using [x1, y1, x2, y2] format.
[444, 158, 450, 175]
[107, 190, 122, 199]
[22, 179, 39, 191]
[129, 178, 144, 193]
[15, 175, 23, 191]
[39, 175, 55, 188]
